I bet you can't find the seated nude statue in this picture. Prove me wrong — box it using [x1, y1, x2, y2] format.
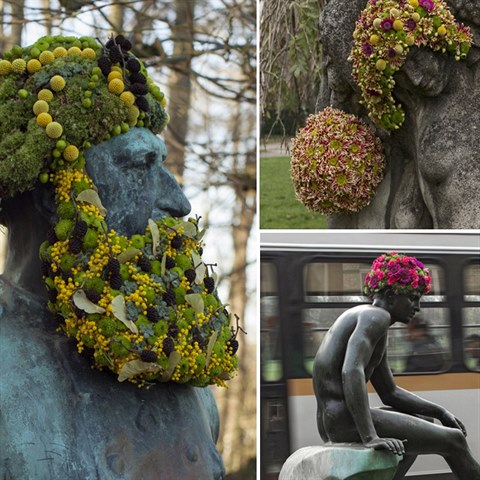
[313, 253, 480, 479]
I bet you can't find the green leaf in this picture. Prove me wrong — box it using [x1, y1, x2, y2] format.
[72, 289, 106, 314]
[76, 189, 107, 216]
[148, 219, 160, 256]
[173, 220, 197, 238]
[117, 247, 140, 264]
[118, 359, 161, 382]
[161, 253, 167, 277]
[111, 295, 139, 334]
[161, 351, 181, 382]
[206, 331, 219, 367]
[185, 293, 204, 314]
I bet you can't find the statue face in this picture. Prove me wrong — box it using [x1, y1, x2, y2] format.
[85, 128, 191, 237]
[389, 293, 421, 324]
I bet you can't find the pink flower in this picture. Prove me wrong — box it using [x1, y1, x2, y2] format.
[381, 18, 394, 30]
[419, 0, 434, 11]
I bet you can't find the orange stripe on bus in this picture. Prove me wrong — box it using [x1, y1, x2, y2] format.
[288, 373, 480, 396]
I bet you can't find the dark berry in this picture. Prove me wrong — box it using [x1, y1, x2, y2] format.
[163, 336, 175, 356]
[69, 237, 83, 254]
[121, 39, 132, 51]
[168, 324, 179, 338]
[192, 327, 205, 348]
[165, 256, 175, 269]
[184, 269, 196, 284]
[204, 277, 215, 293]
[110, 273, 123, 290]
[228, 339, 239, 354]
[135, 96, 149, 112]
[146, 305, 160, 323]
[140, 349, 158, 363]
[170, 235, 183, 249]
[47, 288, 58, 303]
[163, 288, 176, 306]
[137, 255, 151, 273]
[72, 220, 88, 239]
[109, 45, 123, 64]
[105, 38, 115, 49]
[114, 34, 126, 47]
[98, 56, 112, 76]
[128, 73, 147, 85]
[47, 227, 57, 245]
[85, 288, 101, 304]
[73, 306, 86, 319]
[126, 58, 140, 73]
[130, 82, 148, 94]
[105, 258, 121, 275]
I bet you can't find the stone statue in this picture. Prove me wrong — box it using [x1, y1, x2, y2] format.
[0, 129, 225, 479]
[313, 253, 480, 479]
[319, 0, 480, 228]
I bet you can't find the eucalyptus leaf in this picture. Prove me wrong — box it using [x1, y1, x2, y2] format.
[72, 289, 106, 314]
[211, 271, 218, 284]
[206, 331, 219, 367]
[161, 253, 167, 277]
[117, 248, 140, 264]
[111, 295, 139, 334]
[191, 252, 202, 268]
[185, 293, 204, 314]
[148, 219, 160, 256]
[161, 351, 181, 382]
[118, 359, 162, 382]
[76, 189, 107, 216]
[197, 228, 206, 240]
[195, 263, 207, 285]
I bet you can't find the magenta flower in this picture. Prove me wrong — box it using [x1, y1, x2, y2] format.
[380, 18, 394, 30]
[406, 18, 417, 31]
[419, 0, 435, 11]
[362, 42, 374, 56]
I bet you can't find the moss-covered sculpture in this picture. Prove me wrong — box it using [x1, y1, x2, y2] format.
[0, 35, 240, 387]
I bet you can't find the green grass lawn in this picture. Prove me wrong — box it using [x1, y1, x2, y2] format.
[260, 156, 327, 229]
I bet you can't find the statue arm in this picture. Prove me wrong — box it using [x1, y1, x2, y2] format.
[370, 355, 467, 436]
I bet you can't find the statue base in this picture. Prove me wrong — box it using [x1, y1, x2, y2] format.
[279, 444, 401, 480]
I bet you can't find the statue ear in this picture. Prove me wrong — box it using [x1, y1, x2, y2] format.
[32, 183, 57, 225]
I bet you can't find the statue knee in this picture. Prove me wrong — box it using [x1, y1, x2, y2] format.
[448, 428, 468, 452]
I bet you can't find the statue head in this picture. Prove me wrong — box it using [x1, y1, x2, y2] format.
[0, 35, 239, 389]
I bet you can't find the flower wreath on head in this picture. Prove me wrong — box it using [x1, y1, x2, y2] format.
[349, 0, 472, 131]
[364, 252, 432, 298]
[0, 34, 241, 388]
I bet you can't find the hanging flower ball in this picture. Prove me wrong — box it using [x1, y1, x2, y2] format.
[364, 252, 432, 297]
[290, 107, 385, 215]
[349, 0, 472, 131]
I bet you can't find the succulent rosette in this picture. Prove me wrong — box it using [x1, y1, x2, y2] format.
[364, 252, 432, 298]
[290, 107, 385, 214]
[1, 35, 240, 387]
[350, 0, 472, 131]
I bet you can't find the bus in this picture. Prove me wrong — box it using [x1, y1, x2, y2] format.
[260, 231, 480, 480]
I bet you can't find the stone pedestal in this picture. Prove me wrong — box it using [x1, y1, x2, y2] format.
[279, 444, 401, 480]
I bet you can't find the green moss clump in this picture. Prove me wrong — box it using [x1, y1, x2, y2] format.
[57, 201, 75, 219]
[54, 218, 73, 240]
[98, 317, 116, 337]
[84, 277, 105, 294]
[82, 229, 98, 249]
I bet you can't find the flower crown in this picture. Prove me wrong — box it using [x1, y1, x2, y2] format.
[349, 0, 472, 131]
[1, 36, 240, 388]
[290, 107, 385, 214]
[0, 34, 168, 199]
[364, 252, 432, 298]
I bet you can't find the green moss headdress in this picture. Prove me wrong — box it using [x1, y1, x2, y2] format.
[0, 34, 168, 198]
[1, 36, 240, 387]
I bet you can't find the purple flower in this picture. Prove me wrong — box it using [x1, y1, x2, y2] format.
[362, 42, 374, 56]
[406, 18, 417, 31]
[419, 0, 435, 11]
[381, 18, 394, 30]
[388, 48, 397, 58]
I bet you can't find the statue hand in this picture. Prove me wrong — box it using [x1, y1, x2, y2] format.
[440, 410, 467, 436]
[364, 437, 406, 456]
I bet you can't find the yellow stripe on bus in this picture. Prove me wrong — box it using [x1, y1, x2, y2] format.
[288, 373, 480, 396]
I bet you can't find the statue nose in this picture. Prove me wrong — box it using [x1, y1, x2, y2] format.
[153, 165, 191, 218]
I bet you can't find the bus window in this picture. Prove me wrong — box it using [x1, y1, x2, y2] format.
[303, 261, 370, 302]
[463, 263, 480, 371]
[261, 262, 282, 382]
[387, 308, 451, 374]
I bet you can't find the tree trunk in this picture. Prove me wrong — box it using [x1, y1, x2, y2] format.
[163, 0, 195, 186]
[8, 0, 25, 49]
[109, 0, 125, 34]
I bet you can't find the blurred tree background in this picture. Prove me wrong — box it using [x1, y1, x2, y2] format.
[260, 0, 325, 138]
[0, 0, 256, 478]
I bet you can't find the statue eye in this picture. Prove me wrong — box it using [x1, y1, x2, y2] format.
[145, 151, 157, 165]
